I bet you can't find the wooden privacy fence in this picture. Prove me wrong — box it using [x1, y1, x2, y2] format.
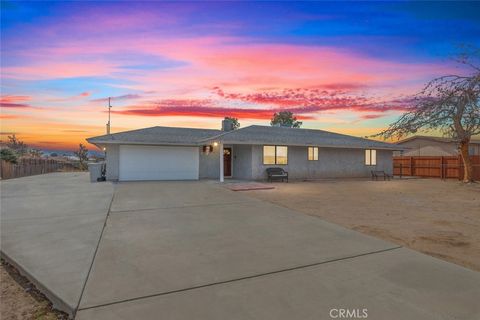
[0, 158, 80, 180]
[393, 156, 480, 180]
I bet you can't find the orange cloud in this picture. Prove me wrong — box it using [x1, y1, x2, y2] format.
[0, 114, 20, 119]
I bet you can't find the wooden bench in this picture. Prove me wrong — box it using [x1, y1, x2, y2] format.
[371, 170, 392, 181]
[266, 167, 288, 182]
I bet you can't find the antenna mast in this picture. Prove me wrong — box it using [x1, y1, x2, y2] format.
[106, 97, 112, 134]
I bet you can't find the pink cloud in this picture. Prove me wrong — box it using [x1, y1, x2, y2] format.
[110, 92, 412, 120]
[114, 105, 315, 120]
[1, 95, 31, 102]
[213, 87, 413, 113]
[2, 62, 115, 80]
[47, 92, 92, 102]
[360, 114, 385, 120]
[0, 95, 33, 108]
[2, 20, 461, 137]
[4, 33, 456, 91]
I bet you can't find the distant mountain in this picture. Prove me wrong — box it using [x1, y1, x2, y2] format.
[40, 149, 104, 158]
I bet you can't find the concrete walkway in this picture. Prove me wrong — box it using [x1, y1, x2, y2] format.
[2, 174, 480, 319]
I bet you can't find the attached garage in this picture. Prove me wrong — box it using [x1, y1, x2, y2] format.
[119, 145, 199, 181]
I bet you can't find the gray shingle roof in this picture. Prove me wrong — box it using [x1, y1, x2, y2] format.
[205, 125, 399, 150]
[87, 125, 399, 150]
[87, 126, 222, 146]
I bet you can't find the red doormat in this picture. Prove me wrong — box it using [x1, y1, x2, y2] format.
[224, 183, 275, 191]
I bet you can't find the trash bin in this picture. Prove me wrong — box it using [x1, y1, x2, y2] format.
[88, 162, 104, 182]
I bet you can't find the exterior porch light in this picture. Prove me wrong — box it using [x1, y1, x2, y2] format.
[213, 142, 218, 147]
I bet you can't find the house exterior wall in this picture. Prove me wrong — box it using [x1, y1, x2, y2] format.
[104, 143, 393, 181]
[232, 144, 252, 180]
[199, 145, 220, 179]
[250, 145, 392, 180]
[198, 144, 253, 179]
[394, 139, 459, 157]
[105, 144, 119, 181]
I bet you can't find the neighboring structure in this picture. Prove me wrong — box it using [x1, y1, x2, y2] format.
[87, 123, 399, 182]
[394, 136, 480, 157]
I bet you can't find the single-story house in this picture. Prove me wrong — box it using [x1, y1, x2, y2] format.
[87, 121, 399, 182]
[394, 135, 480, 157]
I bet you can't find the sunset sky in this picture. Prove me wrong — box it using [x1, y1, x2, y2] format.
[1, 1, 479, 151]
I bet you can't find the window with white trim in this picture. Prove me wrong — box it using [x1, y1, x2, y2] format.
[365, 149, 377, 165]
[263, 146, 288, 165]
[308, 147, 318, 161]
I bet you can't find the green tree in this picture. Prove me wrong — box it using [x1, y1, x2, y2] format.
[270, 111, 302, 128]
[224, 117, 240, 129]
[74, 144, 89, 170]
[0, 148, 18, 164]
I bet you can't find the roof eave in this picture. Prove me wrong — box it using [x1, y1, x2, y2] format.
[201, 139, 401, 150]
[86, 140, 200, 147]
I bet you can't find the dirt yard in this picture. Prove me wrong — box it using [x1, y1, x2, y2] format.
[0, 261, 67, 320]
[245, 178, 480, 271]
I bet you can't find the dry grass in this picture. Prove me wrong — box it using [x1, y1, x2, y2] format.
[245, 178, 480, 271]
[0, 260, 68, 320]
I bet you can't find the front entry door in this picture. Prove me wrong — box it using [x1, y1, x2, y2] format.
[224, 147, 232, 177]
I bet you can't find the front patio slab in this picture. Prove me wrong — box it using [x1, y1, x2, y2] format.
[76, 248, 480, 320]
[110, 181, 247, 212]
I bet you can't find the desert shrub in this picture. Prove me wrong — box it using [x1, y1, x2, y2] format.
[0, 148, 18, 163]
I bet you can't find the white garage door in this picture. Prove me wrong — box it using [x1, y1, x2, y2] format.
[119, 145, 199, 181]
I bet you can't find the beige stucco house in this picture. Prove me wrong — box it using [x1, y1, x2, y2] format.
[394, 136, 480, 157]
[87, 122, 400, 182]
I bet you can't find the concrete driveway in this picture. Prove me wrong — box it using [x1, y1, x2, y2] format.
[1, 173, 114, 314]
[2, 173, 480, 319]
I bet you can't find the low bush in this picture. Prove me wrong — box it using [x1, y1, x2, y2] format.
[0, 148, 18, 164]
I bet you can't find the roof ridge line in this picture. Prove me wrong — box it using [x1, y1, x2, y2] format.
[197, 125, 254, 143]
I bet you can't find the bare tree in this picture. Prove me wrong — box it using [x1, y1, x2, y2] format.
[7, 134, 28, 156]
[28, 149, 43, 158]
[74, 143, 89, 170]
[377, 58, 480, 182]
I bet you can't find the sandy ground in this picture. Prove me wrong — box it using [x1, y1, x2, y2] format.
[0, 260, 68, 320]
[244, 178, 480, 271]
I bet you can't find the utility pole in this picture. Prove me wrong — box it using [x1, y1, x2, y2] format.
[106, 97, 112, 134]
